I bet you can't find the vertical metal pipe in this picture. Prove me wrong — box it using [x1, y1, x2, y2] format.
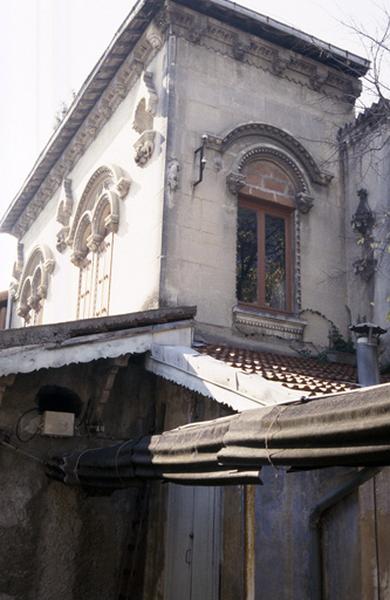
[356, 336, 380, 386]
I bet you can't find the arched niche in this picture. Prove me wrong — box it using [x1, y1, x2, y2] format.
[67, 164, 131, 253]
[15, 244, 55, 323]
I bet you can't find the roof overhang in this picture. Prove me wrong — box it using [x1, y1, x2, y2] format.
[0, 306, 195, 376]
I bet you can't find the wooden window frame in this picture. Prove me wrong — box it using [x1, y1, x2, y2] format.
[237, 194, 294, 314]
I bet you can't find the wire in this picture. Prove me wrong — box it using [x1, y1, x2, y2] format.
[15, 408, 41, 443]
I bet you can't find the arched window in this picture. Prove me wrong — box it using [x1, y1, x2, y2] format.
[14, 245, 55, 325]
[236, 160, 295, 313]
[225, 139, 320, 316]
[69, 165, 130, 320]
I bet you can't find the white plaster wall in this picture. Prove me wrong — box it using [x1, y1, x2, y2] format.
[162, 34, 355, 344]
[12, 43, 168, 327]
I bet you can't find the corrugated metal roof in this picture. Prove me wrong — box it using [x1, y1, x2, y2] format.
[47, 382, 390, 488]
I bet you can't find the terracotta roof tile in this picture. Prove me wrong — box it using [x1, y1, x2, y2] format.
[198, 344, 359, 396]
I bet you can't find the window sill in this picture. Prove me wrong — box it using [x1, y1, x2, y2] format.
[233, 306, 307, 341]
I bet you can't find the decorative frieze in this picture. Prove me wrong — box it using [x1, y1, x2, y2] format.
[233, 307, 306, 341]
[159, 3, 359, 103]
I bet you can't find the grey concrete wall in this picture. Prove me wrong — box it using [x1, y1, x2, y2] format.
[160, 18, 357, 347]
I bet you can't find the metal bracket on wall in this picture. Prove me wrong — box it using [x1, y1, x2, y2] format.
[193, 134, 208, 187]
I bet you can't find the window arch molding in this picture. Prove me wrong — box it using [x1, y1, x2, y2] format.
[69, 164, 130, 319]
[68, 164, 131, 266]
[14, 244, 55, 323]
[211, 121, 332, 187]
[226, 144, 314, 214]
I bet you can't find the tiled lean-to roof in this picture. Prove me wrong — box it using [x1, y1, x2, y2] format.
[199, 344, 359, 396]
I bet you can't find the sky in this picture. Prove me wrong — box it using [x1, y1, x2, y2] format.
[0, 0, 388, 290]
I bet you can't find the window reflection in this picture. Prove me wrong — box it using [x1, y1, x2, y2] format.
[265, 214, 286, 310]
[237, 207, 258, 304]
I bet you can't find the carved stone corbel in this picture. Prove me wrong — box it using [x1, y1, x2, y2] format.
[310, 65, 329, 92]
[232, 35, 251, 61]
[272, 49, 291, 76]
[87, 233, 104, 253]
[167, 159, 181, 192]
[70, 250, 88, 268]
[226, 171, 246, 195]
[146, 23, 165, 50]
[56, 227, 70, 253]
[115, 177, 131, 199]
[56, 179, 73, 227]
[295, 192, 314, 214]
[134, 130, 156, 166]
[187, 14, 208, 44]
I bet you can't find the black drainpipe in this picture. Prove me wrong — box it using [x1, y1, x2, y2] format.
[309, 322, 386, 600]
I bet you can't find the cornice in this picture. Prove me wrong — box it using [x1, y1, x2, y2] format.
[162, 4, 362, 104]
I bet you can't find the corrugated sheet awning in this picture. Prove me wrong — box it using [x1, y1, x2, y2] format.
[47, 382, 390, 489]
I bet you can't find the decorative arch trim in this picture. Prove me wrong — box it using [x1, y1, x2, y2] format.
[67, 164, 131, 250]
[208, 122, 332, 187]
[226, 144, 314, 214]
[15, 244, 55, 322]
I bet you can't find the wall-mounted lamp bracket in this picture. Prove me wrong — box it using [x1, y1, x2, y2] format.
[193, 134, 208, 187]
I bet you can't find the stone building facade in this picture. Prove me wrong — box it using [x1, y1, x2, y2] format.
[1, 1, 390, 599]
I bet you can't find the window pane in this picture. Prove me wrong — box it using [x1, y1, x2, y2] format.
[237, 207, 258, 304]
[265, 214, 287, 310]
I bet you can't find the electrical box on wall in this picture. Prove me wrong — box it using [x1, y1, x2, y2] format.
[42, 411, 75, 437]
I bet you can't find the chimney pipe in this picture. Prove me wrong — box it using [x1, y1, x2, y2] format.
[350, 322, 386, 386]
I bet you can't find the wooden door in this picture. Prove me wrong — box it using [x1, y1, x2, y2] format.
[165, 485, 221, 600]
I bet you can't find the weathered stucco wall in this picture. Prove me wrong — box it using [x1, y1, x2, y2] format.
[0, 360, 156, 600]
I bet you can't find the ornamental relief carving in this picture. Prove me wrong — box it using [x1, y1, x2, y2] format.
[14, 244, 55, 323]
[207, 122, 333, 187]
[159, 4, 357, 102]
[67, 165, 131, 266]
[132, 71, 160, 167]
